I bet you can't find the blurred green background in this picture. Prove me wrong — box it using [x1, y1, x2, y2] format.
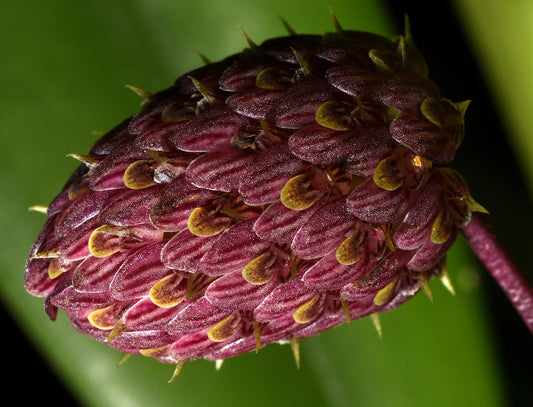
[1, 1, 531, 406]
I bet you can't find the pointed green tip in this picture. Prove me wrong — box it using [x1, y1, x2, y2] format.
[168, 361, 186, 383]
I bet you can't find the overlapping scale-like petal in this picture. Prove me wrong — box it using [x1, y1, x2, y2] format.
[199, 219, 271, 276]
[346, 178, 412, 224]
[291, 197, 357, 259]
[239, 143, 308, 204]
[186, 149, 255, 192]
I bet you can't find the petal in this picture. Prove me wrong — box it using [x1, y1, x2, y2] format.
[254, 279, 317, 322]
[56, 217, 99, 262]
[393, 175, 443, 250]
[167, 297, 231, 335]
[72, 250, 130, 293]
[346, 178, 412, 224]
[303, 250, 377, 290]
[89, 119, 131, 155]
[170, 329, 235, 361]
[109, 329, 179, 352]
[326, 66, 386, 101]
[135, 120, 188, 151]
[99, 185, 163, 227]
[253, 199, 320, 243]
[379, 72, 439, 112]
[390, 113, 456, 163]
[90, 146, 150, 191]
[226, 88, 284, 119]
[239, 143, 308, 205]
[186, 149, 255, 192]
[340, 249, 413, 301]
[123, 297, 187, 331]
[199, 219, 271, 276]
[24, 258, 57, 297]
[149, 176, 213, 232]
[110, 241, 171, 300]
[288, 124, 356, 165]
[268, 78, 339, 129]
[291, 197, 357, 259]
[170, 105, 254, 152]
[339, 126, 396, 177]
[407, 231, 457, 272]
[205, 270, 281, 311]
[219, 60, 266, 91]
[161, 228, 216, 273]
[50, 286, 115, 311]
[55, 190, 114, 238]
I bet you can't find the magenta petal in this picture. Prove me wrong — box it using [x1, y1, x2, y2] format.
[253, 199, 320, 243]
[161, 229, 216, 273]
[200, 219, 271, 276]
[109, 329, 179, 352]
[346, 178, 412, 224]
[24, 258, 57, 297]
[254, 279, 317, 322]
[239, 143, 308, 205]
[186, 149, 255, 192]
[150, 176, 213, 232]
[57, 217, 98, 261]
[47, 190, 73, 217]
[380, 72, 439, 112]
[288, 125, 357, 165]
[27, 214, 60, 258]
[204, 336, 256, 361]
[345, 294, 383, 320]
[219, 60, 266, 91]
[90, 147, 150, 191]
[110, 242, 171, 300]
[260, 313, 310, 342]
[56, 190, 114, 238]
[50, 286, 115, 311]
[226, 88, 284, 119]
[407, 232, 457, 272]
[135, 120, 186, 151]
[390, 113, 456, 163]
[292, 198, 357, 259]
[326, 66, 386, 101]
[317, 41, 378, 68]
[338, 126, 396, 176]
[379, 275, 421, 312]
[170, 330, 233, 361]
[72, 250, 130, 293]
[167, 297, 231, 335]
[341, 250, 413, 300]
[303, 251, 377, 290]
[124, 297, 187, 331]
[393, 175, 443, 250]
[269, 79, 338, 129]
[205, 271, 281, 311]
[89, 119, 131, 155]
[170, 105, 253, 152]
[99, 186, 163, 227]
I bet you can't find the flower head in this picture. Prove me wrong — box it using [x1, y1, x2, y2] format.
[27, 15, 527, 374]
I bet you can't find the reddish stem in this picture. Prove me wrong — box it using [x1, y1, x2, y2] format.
[462, 212, 533, 334]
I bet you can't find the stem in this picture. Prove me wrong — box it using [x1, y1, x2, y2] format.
[462, 212, 533, 334]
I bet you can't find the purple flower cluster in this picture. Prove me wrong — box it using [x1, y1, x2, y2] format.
[26, 22, 487, 366]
